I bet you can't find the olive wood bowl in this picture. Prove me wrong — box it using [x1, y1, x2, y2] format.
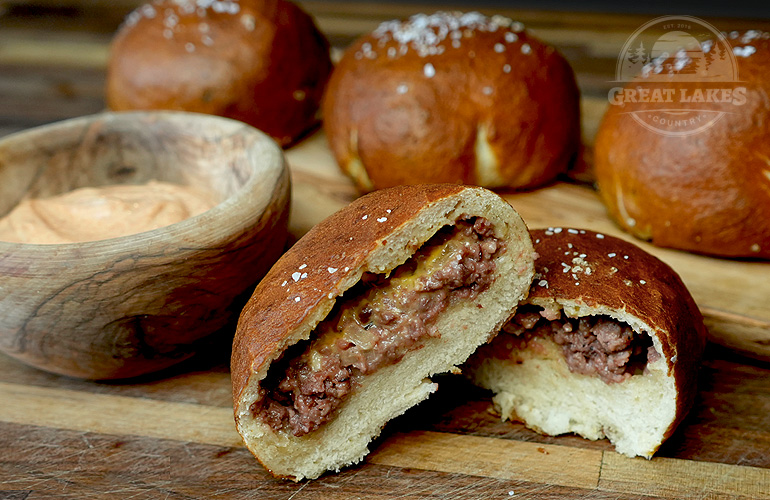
[0, 111, 290, 379]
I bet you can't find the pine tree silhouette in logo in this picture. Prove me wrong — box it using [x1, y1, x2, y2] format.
[625, 41, 650, 78]
[703, 42, 714, 74]
[718, 42, 727, 63]
[635, 41, 649, 65]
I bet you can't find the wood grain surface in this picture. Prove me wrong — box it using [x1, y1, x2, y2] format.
[0, 112, 291, 380]
[1, 2, 770, 498]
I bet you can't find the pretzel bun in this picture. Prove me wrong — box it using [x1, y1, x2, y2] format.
[323, 11, 580, 192]
[106, 0, 332, 147]
[594, 30, 770, 258]
[231, 184, 536, 480]
[467, 228, 706, 458]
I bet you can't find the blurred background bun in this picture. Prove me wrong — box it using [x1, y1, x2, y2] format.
[323, 11, 580, 192]
[594, 30, 770, 259]
[106, 0, 333, 147]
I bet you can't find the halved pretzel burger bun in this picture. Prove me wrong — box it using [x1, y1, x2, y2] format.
[466, 228, 706, 458]
[231, 184, 535, 480]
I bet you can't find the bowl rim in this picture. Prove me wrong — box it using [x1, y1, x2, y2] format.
[0, 110, 287, 257]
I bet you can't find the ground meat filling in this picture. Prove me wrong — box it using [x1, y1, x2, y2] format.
[502, 305, 660, 384]
[252, 217, 503, 436]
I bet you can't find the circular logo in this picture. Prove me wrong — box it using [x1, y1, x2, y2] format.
[609, 16, 747, 136]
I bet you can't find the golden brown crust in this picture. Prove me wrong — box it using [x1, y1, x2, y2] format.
[322, 12, 580, 192]
[231, 183, 470, 405]
[594, 31, 770, 259]
[106, 0, 332, 147]
[527, 228, 707, 437]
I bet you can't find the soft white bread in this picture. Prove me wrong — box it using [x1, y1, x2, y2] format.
[231, 184, 535, 480]
[466, 228, 706, 458]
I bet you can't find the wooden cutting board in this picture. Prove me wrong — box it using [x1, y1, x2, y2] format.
[1, 343, 769, 499]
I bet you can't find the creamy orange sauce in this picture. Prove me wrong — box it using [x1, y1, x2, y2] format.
[0, 181, 216, 244]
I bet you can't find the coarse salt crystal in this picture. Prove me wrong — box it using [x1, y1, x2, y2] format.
[292, 272, 301, 282]
[299, 264, 307, 269]
[521, 43, 531, 54]
[742, 30, 762, 43]
[328, 267, 338, 273]
[734, 45, 757, 58]
[596, 234, 605, 239]
[424, 63, 436, 78]
[377, 217, 388, 222]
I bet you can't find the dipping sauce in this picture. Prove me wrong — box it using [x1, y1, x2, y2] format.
[0, 181, 216, 244]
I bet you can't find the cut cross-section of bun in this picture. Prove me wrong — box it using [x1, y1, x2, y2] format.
[231, 184, 536, 480]
[466, 228, 706, 458]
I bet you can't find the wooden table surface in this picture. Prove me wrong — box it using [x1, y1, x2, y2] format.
[2, 2, 770, 498]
